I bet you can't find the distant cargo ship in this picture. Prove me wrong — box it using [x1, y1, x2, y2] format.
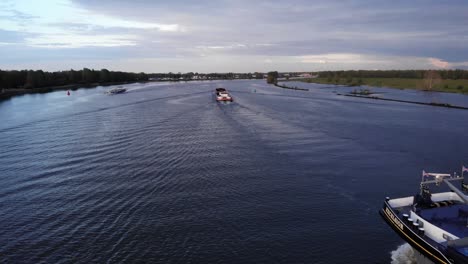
[215, 88, 233, 102]
[380, 168, 468, 264]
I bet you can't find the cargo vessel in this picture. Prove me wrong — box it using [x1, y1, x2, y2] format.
[215, 88, 233, 102]
[380, 168, 468, 263]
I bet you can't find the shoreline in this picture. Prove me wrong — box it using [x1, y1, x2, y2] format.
[294, 77, 468, 95]
[339, 93, 468, 110]
[0, 81, 143, 101]
[0, 78, 258, 101]
[274, 82, 309, 91]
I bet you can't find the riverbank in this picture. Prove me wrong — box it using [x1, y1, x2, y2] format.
[274, 82, 309, 91]
[0, 81, 141, 101]
[339, 93, 468, 110]
[297, 77, 468, 94]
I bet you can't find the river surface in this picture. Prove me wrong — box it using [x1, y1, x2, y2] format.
[1, 80, 467, 263]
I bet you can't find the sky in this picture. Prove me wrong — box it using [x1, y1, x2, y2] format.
[1, 0, 468, 73]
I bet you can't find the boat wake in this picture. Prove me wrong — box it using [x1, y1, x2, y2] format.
[391, 243, 416, 264]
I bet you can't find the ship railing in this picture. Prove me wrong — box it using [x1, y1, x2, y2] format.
[410, 211, 459, 243]
[443, 179, 468, 204]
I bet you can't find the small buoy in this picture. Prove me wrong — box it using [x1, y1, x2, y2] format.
[67, 90, 70, 96]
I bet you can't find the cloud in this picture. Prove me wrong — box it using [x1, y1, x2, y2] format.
[299, 54, 366, 64]
[428, 58, 450, 69]
[1, 0, 468, 71]
[25, 34, 138, 48]
[0, 0, 183, 49]
[67, 1, 468, 61]
[0, 29, 31, 44]
[297, 53, 463, 70]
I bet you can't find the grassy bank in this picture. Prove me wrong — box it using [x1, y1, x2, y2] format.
[298, 77, 468, 94]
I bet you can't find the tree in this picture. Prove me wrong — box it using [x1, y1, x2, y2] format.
[24, 70, 35, 89]
[35, 70, 45, 87]
[137, 72, 148, 81]
[266, 71, 278, 84]
[100, 69, 111, 83]
[23, 70, 45, 89]
[423, 70, 441, 91]
[82, 68, 93, 83]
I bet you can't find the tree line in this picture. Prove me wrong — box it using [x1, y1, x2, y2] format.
[317, 70, 468, 80]
[149, 72, 266, 80]
[0, 68, 149, 89]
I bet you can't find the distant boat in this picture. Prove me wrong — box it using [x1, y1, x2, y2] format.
[215, 88, 233, 102]
[107, 87, 126, 94]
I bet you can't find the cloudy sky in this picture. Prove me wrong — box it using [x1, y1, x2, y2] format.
[1, 0, 467, 72]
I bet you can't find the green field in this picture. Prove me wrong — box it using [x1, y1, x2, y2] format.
[299, 78, 468, 94]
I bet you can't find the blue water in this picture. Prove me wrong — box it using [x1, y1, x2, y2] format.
[1, 80, 467, 263]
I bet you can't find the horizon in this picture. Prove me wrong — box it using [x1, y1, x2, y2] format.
[3, 68, 468, 75]
[1, 0, 468, 72]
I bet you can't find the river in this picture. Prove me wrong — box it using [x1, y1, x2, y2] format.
[1, 80, 467, 263]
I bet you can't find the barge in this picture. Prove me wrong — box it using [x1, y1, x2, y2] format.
[380, 168, 468, 263]
[215, 88, 233, 102]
